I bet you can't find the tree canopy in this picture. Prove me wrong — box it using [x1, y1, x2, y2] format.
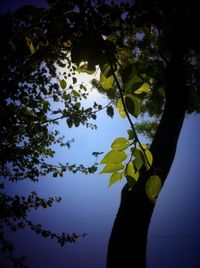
[1, 0, 200, 267]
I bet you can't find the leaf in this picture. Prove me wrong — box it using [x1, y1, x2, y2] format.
[125, 74, 142, 91]
[72, 90, 80, 97]
[76, 64, 96, 75]
[73, 77, 77, 84]
[117, 98, 126, 118]
[126, 162, 139, 181]
[111, 137, 130, 151]
[125, 94, 140, 118]
[133, 149, 144, 170]
[122, 64, 137, 84]
[134, 82, 150, 94]
[66, 119, 73, 128]
[139, 143, 148, 150]
[118, 47, 133, 61]
[100, 163, 124, 174]
[126, 175, 137, 190]
[60, 79, 67, 89]
[26, 37, 39, 54]
[145, 175, 162, 203]
[108, 172, 122, 187]
[100, 73, 114, 90]
[106, 105, 114, 118]
[101, 62, 112, 78]
[101, 150, 127, 164]
[144, 149, 153, 170]
[127, 129, 135, 140]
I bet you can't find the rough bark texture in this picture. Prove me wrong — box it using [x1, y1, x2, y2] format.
[106, 45, 189, 267]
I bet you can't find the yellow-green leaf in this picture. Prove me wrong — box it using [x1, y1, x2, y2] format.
[145, 149, 153, 170]
[125, 94, 140, 118]
[125, 74, 141, 91]
[101, 63, 112, 78]
[134, 82, 150, 94]
[145, 175, 162, 203]
[100, 73, 114, 90]
[100, 163, 124, 174]
[126, 162, 139, 181]
[133, 149, 144, 170]
[117, 98, 126, 118]
[108, 172, 122, 187]
[139, 143, 148, 150]
[60, 79, 67, 89]
[111, 137, 130, 151]
[100, 150, 127, 164]
[76, 64, 96, 75]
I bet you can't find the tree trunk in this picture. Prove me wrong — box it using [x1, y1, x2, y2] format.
[106, 46, 189, 267]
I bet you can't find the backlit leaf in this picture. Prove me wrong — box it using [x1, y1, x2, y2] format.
[133, 149, 144, 170]
[134, 82, 150, 94]
[126, 162, 139, 181]
[111, 137, 130, 151]
[125, 94, 140, 117]
[100, 163, 124, 174]
[117, 98, 126, 118]
[125, 74, 141, 91]
[76, 64, 96, 75]
[108, 172, 122, 187]
[101, 63, 112, 78]
[101, 150, 127, 164]
[144, 149, 153, 170]
[100, 73, 114, 90]
[145, 175, 162, 203]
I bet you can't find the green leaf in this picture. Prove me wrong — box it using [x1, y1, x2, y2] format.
[117, 98, 126, 118]
[122, 64, 137, 85]
[73, 77, 77, 84]
[127, 129, 135, 140]
[66, 119, 73, 128]
[101, 150, 127, 164]
[125, 74, 142, 91]
[106, 105, 114, 118]
[145, 175, 162, 203]
[72, 90, 80, 97]
[101, 62, 112, 78]
[126, 175, 137, 190]
[139, 143, 148, 150]
[60, 79, 67, 89]
[133, 149, 144, 170]
[100, 73, 114, 90]
[134, 82, 150, 94]
[111, 137, 130, 151]
[76, 64, 96, 74]
[108, 172, 122, 187]
[144, 149, 153, 170]
[100, 163, 124, 174]
[126, 162, 139, 181]
[125, 94, 140, 118]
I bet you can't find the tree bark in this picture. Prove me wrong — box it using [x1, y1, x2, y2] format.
[106, 46, 189, 267]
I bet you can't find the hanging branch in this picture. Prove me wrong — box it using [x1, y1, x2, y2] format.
[105, 50, 151, 169]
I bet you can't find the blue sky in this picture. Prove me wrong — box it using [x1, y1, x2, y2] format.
[1, 1, 200, 267]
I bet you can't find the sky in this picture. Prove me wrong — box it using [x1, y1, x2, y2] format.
[1, 1, 200, 268]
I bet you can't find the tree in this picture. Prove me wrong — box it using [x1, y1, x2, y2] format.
[1, 0, 200, 267]
[0, 2, 100, 266]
